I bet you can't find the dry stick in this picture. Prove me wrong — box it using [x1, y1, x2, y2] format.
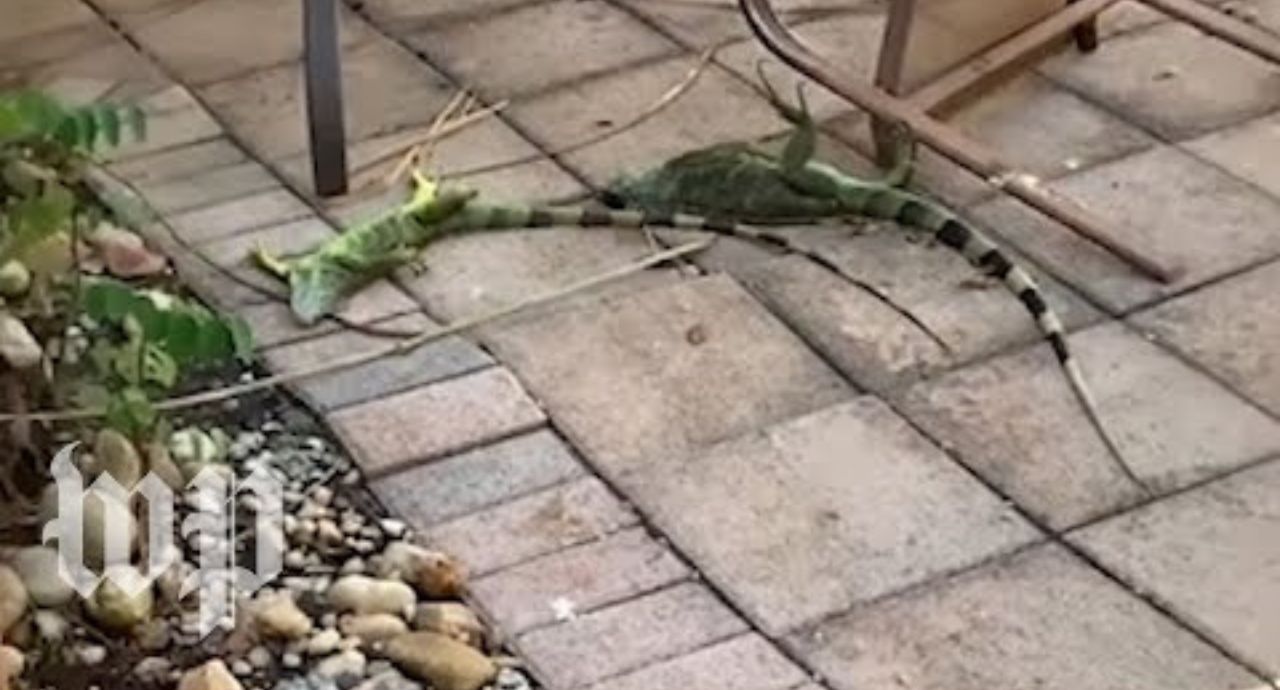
[385, 91, 483, 189]
[349, 98, 508, 191]
[437, 46, 719, 182]
[0, 239, 712, 425]
[325, 48, 712, 216]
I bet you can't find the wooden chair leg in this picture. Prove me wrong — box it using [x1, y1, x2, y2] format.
[1069, 0, 1101, 51]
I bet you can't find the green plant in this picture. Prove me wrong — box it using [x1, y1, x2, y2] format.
[0, 92, 146, 271]
[70, 278, 253, 437]
[0, 90, 145, 151]
[1, 91, 248, 439]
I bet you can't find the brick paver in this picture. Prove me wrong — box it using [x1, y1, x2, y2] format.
[711, 12, 882, 122]
[277, 117, 585, 206]
[371, 430, 587, 528]
[199, 36, 455, 161]
[622, 397, 1038, 635]
[357, 0, 534, 34]
[0, 18, 116, 73]
[517, 582, 747, 689]
[584, 633, 808, 690]
[165, 189, 313, 245]
[399, 227, 676, 322]
[0, 0, 96, 44]
[613, 0, 869, 48]
[261, 312, 492, 412]
[135, 161, 280, 215]
[424, 477, 639, 576]
[1040, 21, 1280, 140]
[1072, 458, 1280, 676]
[738, 221, 1101, 385]
[507, 54, 791, 185]
[237, 294, 421, 350]
[129, 0, 372, 86]
[1131, 259, 1280, 415]
[1185, 109, 1280, 198]
[404, 0, 679, 99]
[899, 321, 1280, 528]
[789, 545, 1261, 690]
[470, 527, 690, 634]
[483, 274, 853, 478]
[329, 366, 546, 477]
[107, 138, 248, 187]
[972, 144, 1280, 311]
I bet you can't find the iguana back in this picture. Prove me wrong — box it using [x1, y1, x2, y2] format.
[604, 143, 841, 222]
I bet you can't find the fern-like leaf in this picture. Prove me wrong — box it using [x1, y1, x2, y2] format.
[0, 90, 147, 151]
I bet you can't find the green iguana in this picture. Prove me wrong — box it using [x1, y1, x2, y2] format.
[603, 81, 1139, 487]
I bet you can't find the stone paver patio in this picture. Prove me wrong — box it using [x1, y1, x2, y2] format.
[6, 0, 1280, 687]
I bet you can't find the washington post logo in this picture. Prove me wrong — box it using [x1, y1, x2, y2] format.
[41, 442, 284, 638]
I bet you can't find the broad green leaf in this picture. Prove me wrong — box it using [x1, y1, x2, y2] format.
[161, 311, 199, 363]
[194, 313, 234, 364]
[83, 279, 140, 323]
[130, 296, 166, 341]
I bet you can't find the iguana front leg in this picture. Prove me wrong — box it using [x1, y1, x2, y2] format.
[758, 62, 915, 188]
[252, 247, 293, 282]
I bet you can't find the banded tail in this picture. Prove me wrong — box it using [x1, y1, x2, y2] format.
[434, 202, 947, 350]
[850, 188, 1141, 488]
[436, 198, 1140, 489]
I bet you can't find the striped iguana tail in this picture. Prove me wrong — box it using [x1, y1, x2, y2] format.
[432, 201, 949, 350]
[387, 192, 1141, 490]
[466, 202, 1142, 490]
[817, 180, 1143, 489]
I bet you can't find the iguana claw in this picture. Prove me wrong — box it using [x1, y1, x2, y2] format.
[251, 246, 292, 281]
[879, 120, 916, 188]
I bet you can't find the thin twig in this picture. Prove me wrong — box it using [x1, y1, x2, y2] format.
[337, 46, 716, 205]
[351, 98, 508, 188]
[442, 46, 720, 182]
[0, 239, 712, 424]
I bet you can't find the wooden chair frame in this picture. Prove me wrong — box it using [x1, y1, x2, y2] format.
[740, 0, 1280, 283]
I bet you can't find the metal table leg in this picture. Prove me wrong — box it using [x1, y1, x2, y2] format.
[303, 0, 348, 197]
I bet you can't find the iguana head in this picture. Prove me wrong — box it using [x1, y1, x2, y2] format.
[405, 170, 478, 224]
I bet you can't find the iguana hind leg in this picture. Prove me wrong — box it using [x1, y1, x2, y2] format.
[758, 61, 916, 188]
[756, 62, 817, 177]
